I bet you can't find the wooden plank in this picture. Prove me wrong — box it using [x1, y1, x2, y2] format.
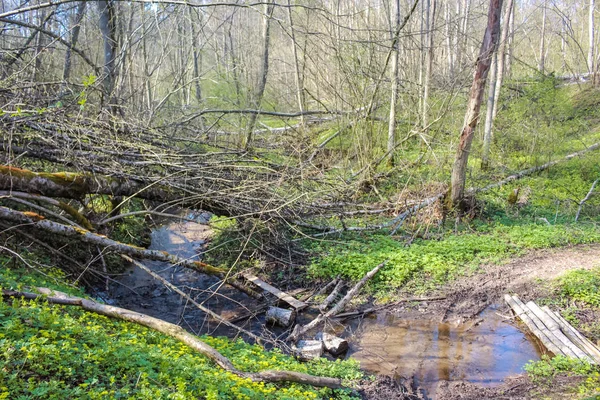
[542, 306, 600, 364]
[504, 294, 566, 357]
[526, 301, 591, 362]
[242, 273, 307, 310]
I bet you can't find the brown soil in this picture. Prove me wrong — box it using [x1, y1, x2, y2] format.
[363, 243, 600, 400]
[411, 243, 600, 325]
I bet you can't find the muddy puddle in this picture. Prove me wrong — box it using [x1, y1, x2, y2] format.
[347, 307, 543, 397]
[103, 217, 543, 398]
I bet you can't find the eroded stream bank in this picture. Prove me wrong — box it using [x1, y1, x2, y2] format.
[103, 217, 542, 398]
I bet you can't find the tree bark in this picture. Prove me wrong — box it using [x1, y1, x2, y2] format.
[287, 0, 306, 126]
[387, 0, 401, 165]
[244, 1, 274, 150]
[538, 0, 547, 74]
[589, 0, 596, 78]
[481, 52, 498, 169]
[491, 0, 513, 121]
[422, 0, 436, 133]
[98, 0, 119, 112]
[62, 1, 86, 83]
[450, 0, 503, 206]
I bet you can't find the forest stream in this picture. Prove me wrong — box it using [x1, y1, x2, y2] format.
[102, 216, 542, 398]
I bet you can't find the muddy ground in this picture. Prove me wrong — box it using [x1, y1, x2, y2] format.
[101, 218, 600, 400]
[366, 243, 600, 399]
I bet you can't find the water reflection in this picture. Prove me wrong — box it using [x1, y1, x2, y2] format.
[348, 307, 542, 395]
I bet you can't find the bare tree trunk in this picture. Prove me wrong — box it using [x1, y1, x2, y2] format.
[31, 7, 47, 83]
[98, 0, 118, 112]
[506, 0, 514, 77]
[188, 7, 203, 105]
[387, 0, 401, 165]
[460, 0, 471, 63]
[287, 0, 306, 126]
[422, 0, 436, 133]
[450, 0, 503, 206]
[538, 0, 546, 74]
[244, 1, 274, 150]
[589, 0, 595, 79]
[2, 288, 344, 389]
[140, 4, 153, 112]
[445, 1, 453, 74]
[482, 0, 513, 169]
[481, 52, 497, 169]
[62, 2, 86, 84]
[492, 0, 513, 120]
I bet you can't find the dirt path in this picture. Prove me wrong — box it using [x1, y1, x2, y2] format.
[410, 243, 600, 400]
[439, 243, 600, 324]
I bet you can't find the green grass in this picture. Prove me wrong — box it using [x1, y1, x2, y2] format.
[0, 260, 362, 400]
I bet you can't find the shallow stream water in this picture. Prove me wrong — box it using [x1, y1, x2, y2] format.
[106, 217, 542, 398]
[347, 307, 543, 396]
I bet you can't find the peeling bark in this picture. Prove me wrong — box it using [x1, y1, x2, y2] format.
[450, 0, 503, 206]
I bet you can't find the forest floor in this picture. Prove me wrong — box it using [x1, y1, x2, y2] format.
[362, 243, 600, 399]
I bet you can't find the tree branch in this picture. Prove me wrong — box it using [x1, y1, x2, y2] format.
[2, 288, 345, 389]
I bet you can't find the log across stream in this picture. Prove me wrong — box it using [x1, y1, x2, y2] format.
[101, 215, 542, 398]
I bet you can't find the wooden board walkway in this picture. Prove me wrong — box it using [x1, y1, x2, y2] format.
[242, 273, 308, 310]
[504, 294, 600, 364]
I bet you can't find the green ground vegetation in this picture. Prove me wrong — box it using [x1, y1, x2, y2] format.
[0, 260, 362, 400]
[204, 79, 600, 301]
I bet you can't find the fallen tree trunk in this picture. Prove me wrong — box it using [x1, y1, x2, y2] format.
[2, 288, 344, 389]
[0, 205, 225, 276]
[0, 190, 93, 230]
[0, 165, 231, 216]
[319, 279, 344, 312]
[472, 142, 600, 194]
[334, 295, 447, 319]
[122, 255, 264, 342]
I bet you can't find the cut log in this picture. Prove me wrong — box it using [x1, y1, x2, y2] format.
[292, 340, 324, 360]
[316, 332, 349, 356]
[2, 288, 344, 389]
[542, 306, 600, 364]
[526, 301, 591, 361]
[265, 306, 296, 327]
[504, 294, 566, 356]
[319, 280, 344, 312]
[242, 273, 307, 310]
